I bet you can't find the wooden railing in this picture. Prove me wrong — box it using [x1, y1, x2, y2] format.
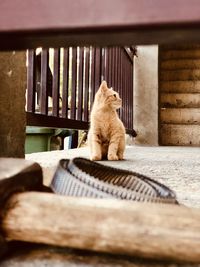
[26, 46, 135, 136]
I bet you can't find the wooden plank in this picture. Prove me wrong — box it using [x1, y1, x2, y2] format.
[128, 60, 133, 129]
[1, 243, 196, 267]
[2, 192, 200, 263]
[2, 0, 200, 33]
[160, 49, 200, 60]
[94, 47, 101, 93]
[83, 48, 90, 122]
[130, 58, 134, 130]
[104, 48, 110, 83]
[124, 56, 128, 128]
[70, 48, 77, 120]
[62, 48, 69, 118]
[90, 47, 95, 103]
[27, 50, 36, 112]
[77, 47, 84, 121]
[119, 48, 123, 121]
[111, 46, 116, 90]
[52, 49, 60, 117]
[160, 69, 200, 81]
[160, 108, 200, 124]
[160, 93, 200, 108]
[161, 44, 200, 50]
[161, 59, 200, 70]
[160, 124, 200, 146]
[101, 47, 106, 81]
[2, 1, 200, 49]
[26, 112, 88, 130]
[40, 49, 49, 115]
[160, 80, 200, 93]
[108, 47, 112, 87]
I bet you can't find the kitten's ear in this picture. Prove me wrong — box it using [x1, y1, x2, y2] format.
[99, 80, 108, 92]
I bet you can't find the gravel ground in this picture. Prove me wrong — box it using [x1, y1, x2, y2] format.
[26, 145, 200, 208]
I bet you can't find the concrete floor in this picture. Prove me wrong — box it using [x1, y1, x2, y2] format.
[26, 145, 200, 208]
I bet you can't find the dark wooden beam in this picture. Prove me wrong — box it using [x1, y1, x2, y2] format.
[1, 0, 200, 49]
[26, 112, 89, 130]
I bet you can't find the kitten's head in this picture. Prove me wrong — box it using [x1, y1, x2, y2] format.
[95, 81, 122, 110]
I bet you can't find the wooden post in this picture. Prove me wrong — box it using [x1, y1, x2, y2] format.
[0, 51, 26, 157]
[2, 192, 200, 263]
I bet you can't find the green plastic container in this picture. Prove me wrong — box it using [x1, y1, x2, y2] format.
[25, 127, 55, 154]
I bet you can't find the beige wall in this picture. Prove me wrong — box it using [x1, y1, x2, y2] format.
[133, 45, 159, 145]
[0, 51, 26, 157]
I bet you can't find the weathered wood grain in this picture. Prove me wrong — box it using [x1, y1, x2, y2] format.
[0, 242, 198, 267]
[160, 49, 200, 60]
[160, 69, 200, 81]
[160, 93, 200, 108]
[2, 192, 200, 263]
[160, 108, 200, 124]
[160, 80, 200, 93]
[160, 124, 200, 146]
[161, 59, 200, 70]
[159, 45, 200, 146]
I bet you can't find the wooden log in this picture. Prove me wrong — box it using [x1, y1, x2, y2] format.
[161, 59, 200, 70]
[2, 192, 200, 263]
[160, 49, 200, 60]
[0, 242, 197, 267]
[160, 69, 200, 81]
[160, 80, 200, 93]
[160, 108, 200, 124]
[160, 93, 200, 108]
[160, 124, 200, 146]
[161, 44, 200, 50]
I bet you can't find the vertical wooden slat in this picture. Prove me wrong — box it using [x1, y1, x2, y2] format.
[127, 56, 130, 129]
[121, 49, 125, 124]
[126, 58, 129, 129]
[114, 47, 119, 91]
[117, 47, 122, 118]
[70, 47, 77, 120]
[124, 54, 127, 128]
[126, 57, 129, 129]
[40, 49, 49, 115]
[124, 52, 128, 128]
[83, 47, 90, 122]
[127, 60, 131, 129]
[131, 59, 134, 129]
[104, 47, 109, 83]
[108, 47, 112, 87]
[90, 47, 95, 103]
[111, 47, 116, 88]
[27, 49, 36, 112]
[52, 48, 60, 117]
[62, 48, 69, 118]
[77, 47, 84, 121]
[95, 47, 101, 92]
[101, 48, 106, 82]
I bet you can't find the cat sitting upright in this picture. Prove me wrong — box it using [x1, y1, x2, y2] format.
[88, 80, 126, 161]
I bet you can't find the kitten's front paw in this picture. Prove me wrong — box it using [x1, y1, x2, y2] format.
[90, 155, 102, 161]
[108, 154, 119, 161]
[118, 153, 124, 160]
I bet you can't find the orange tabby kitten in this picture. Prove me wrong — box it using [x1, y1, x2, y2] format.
[88, 81, 125, 161]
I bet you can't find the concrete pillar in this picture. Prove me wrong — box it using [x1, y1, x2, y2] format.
[133, 45, 159, 145]
[0, 51, 26, 157]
